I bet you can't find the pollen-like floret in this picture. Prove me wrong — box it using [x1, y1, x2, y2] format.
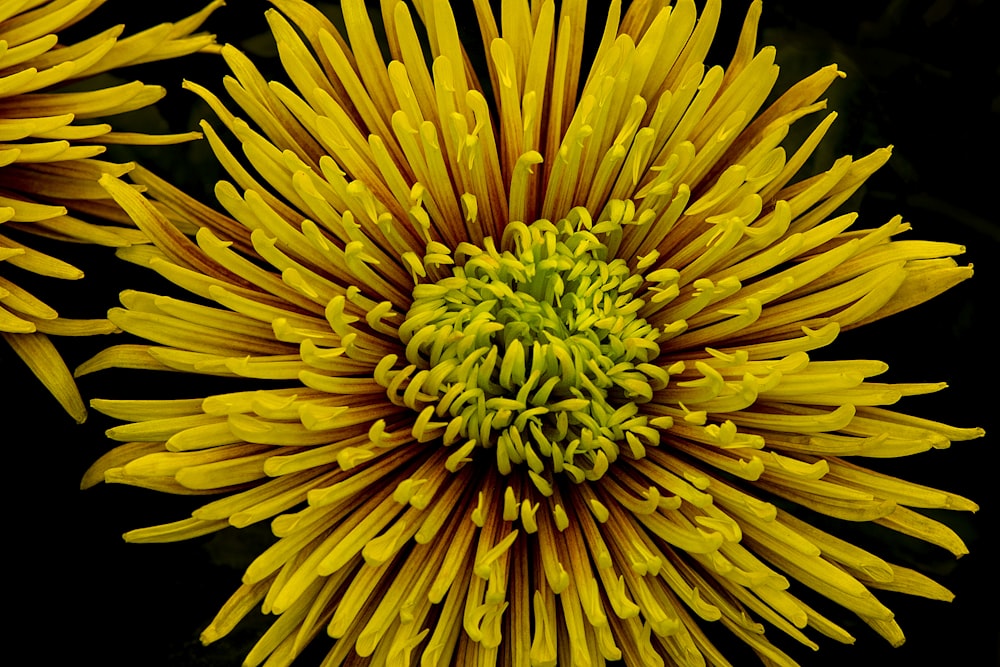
[86, 1, 982, 665]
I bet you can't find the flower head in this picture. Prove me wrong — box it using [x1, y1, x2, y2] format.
[0, 0, 221, 421]
[88, 1, 983, 665]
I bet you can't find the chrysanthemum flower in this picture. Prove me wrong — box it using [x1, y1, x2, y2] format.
[86, 0, 983, 664]
[0, 0, 222, 422]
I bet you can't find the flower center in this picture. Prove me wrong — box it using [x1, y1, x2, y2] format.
[394, 214, 668, 494]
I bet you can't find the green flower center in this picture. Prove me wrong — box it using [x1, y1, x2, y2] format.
[395, 214, 668, 494]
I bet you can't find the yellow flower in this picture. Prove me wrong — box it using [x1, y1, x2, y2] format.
[0, 0, 222, 422]
[87, 1, 983, 665]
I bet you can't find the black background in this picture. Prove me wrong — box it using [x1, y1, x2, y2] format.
[3, 1, 997, 665]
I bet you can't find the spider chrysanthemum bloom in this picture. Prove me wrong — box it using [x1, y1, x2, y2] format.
[0, 0, 222, 422]
[86, 0, 983, 665]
